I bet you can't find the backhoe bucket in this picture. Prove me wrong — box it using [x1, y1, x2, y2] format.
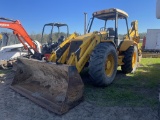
[10, 58, 84, 115]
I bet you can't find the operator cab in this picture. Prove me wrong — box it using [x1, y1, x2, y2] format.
[87, 8, 130, 46]
[41, 23, 69, 54]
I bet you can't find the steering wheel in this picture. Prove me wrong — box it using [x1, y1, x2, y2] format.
[100, 27, 107, 31]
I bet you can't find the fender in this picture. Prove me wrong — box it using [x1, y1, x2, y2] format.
[118, 40, 133, 51]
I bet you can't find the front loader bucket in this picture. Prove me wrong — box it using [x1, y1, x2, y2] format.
[10, 58, 84, 115]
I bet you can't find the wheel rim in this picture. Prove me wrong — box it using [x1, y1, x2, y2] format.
[132, 51, 137, 68]
[105, 54, 114, 77]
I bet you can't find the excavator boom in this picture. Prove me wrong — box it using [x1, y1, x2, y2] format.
[0, 17, 40, 53]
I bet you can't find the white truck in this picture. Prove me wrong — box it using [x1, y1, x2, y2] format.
[143, 0, 160, 52]
[144, 29, 160, 52]
[0, 33, 27, 69]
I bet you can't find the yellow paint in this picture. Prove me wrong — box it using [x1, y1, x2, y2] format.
[0, 34, 2, 40]
[119, 40, 133, 51]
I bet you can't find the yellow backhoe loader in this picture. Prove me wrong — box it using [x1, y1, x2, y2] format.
[11, 8, 141, 115]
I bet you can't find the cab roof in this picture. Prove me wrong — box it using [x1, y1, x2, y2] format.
[93, 8, 128, 20]
[44, 23, 68, 27]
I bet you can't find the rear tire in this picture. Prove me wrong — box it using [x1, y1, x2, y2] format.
[121, 45, 138, 74]
[89, 43, 117, 86]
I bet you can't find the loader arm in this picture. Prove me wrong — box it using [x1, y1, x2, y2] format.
[56, 32, 109, 73]
[48, 32, 78, 62]
[0, 17, 39, 53]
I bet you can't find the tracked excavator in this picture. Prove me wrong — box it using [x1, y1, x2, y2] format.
[11, 8, 141, 114]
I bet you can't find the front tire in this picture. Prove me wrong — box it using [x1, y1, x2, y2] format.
[89, 43, 117, 86]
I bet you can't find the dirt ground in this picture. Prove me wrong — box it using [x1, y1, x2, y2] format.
[0, 70, 159, 120]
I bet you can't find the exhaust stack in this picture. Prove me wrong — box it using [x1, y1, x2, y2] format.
[84, 12, 87, 34]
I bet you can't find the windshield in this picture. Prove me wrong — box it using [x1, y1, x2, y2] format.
[0, 34, 20, 48]
[88, 16, 128, 40]
[1, 34, 8, 47]
[88, 17, 115, 33]
[41, 25, 68, 44]
[7, 34, 20, 45]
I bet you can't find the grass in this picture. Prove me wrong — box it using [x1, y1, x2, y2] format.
[83, 58, 160, 108]
[0, 69, 11, 74]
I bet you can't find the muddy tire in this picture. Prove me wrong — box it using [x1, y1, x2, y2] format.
[121, 45, 138, 74]
[88, 43, 117, 86]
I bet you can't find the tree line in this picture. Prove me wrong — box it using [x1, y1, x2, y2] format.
[30, 32, 147, 43]
[30, 32, 67, 44]
[1, 32, 147, 45]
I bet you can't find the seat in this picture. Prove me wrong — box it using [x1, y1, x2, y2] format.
[58, 35, 65, 45]
[107, 28, 115, 37]
[106, 28, 115, 41]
